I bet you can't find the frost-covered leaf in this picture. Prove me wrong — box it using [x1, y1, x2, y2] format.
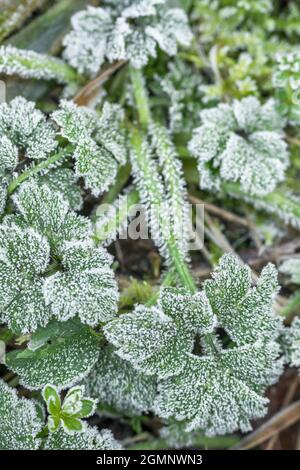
[12, 181, 91, 251]
[0, 223, 52, 334]
[0, 45, 80, 85]
[204, 254, 281, 345]
[155, 340, 282, 436]
[157, 59, 203, 134]
[105, 287, 215, 378]
[36, 168, 83, 211]
[52, 100, 97, 142]
[44, 241, 118, 326]
[0, 96, 57, 160]
[84, 345, 156, 414]
[95, 102, 127, 165]
[44, 426, 122, 450]
[281, 317, 300, 371]
[188, 97, 289, 197]
[6, 319, 101, 390]
[0, 135, 18, 175]
[0, 379, 43, 450]
[63, 2, 192, 75]
[273, 51, 300, 122]
[74, 139, 118, 197]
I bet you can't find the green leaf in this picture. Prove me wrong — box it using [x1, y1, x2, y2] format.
[48, 415, 61, 433]
[62, 385, 85, 416]
[6, 319, 101, 390]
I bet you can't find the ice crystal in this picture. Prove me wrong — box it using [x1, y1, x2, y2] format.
[188, 97, 288, 197]
[63, 1, 192, 75]
[0, 379, 43, 450]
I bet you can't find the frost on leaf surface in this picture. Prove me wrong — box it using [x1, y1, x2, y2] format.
[62, 1, 192, 75]
[104, 287, 216, 378]
[281, 317, 300, 372]
[84, 345, 157, 414]
[42, 384, 97, 434]
[0, 45, 79, 85]
[43, 242, 118, 326]
[280, 258, 300, 285]
[45, 426, 122, 450]
[0, 96, 57, 160]
[0, 379, 43, 450]
[105, 254, 283, 435]
[52, 100, 126, 196]
[0, 223, 52, 334]
[36, 168, 83, 211]
[6, 319, 101, 390]
[188, 97, 288, 197]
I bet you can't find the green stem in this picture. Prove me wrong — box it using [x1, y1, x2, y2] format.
[94, 188, 140, 245]
[129, 66, 152, 128]
[7, 144, 74, 195]
[223, 182, 300, 229]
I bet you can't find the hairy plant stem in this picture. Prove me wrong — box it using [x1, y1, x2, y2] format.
[129, 66, 219, 355]
[7, 144, 75, 195]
